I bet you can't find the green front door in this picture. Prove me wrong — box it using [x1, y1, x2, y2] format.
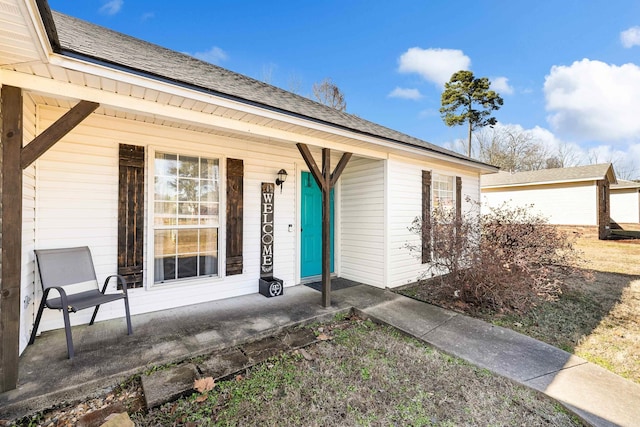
[301, 172, 334, 278]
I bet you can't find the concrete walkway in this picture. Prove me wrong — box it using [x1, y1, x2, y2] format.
[2, 282, 639, 426]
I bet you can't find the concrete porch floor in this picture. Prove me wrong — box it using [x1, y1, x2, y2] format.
[0, 280, 383, 420]
[2, 280, 640, 427]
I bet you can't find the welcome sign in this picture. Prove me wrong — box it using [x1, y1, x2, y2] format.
[260, 183, 275, 277]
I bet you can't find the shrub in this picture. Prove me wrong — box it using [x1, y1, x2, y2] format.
[407, 200, 581, 313]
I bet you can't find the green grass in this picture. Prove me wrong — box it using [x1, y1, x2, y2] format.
[131, 319, 581, 427]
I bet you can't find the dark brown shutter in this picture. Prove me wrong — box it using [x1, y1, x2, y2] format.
[456, 176, 462, 226]
[422, 170, 432, 263]
[226, 158, 244, 275]
[118, 144, 145, 288]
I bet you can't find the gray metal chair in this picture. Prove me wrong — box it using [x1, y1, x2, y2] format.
[29, 246, 133, 358]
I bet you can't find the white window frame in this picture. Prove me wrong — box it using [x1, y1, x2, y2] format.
[432, 173, 455, 212]
[147, 147, 225, 288]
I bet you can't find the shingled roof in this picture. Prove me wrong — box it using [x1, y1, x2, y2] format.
[612, 179, 640, 190]
[481, 163, 616, 188]
[45, 10, 492, 168]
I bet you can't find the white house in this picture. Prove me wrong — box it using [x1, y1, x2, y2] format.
[610, 179, 640, 225]
[481, 164, 616, 239]
[0, 0, 498, 390]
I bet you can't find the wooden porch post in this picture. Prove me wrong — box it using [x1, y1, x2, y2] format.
[297, 143, 352, 307]
[0, 87, 98, 392]
[321, 149, 331, 307]
[1, 85, 23, 392]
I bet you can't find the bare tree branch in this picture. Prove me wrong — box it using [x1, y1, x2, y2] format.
[312, 78, 347, 111]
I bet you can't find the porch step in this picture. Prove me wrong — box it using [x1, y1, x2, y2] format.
[141, 328, 317, 409]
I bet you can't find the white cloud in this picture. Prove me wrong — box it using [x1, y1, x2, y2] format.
[141, 12, 155, 22]
[398, 47, 471, 87]
[191, 46, 228, 64]
[388, 87, 423, 100]
[621, 26, 640, 48]
[491, 76, 514, 95]
[544, 59, 640, 142]
[100, 0, 123, 15]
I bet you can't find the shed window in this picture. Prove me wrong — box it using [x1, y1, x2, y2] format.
[433, 174, 455, 210]
[153, 152, 220, 283]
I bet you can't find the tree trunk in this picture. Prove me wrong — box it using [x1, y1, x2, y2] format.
[467, 120, 472, 157]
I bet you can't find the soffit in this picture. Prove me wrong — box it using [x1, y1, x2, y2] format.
[10, 62, 491, 173]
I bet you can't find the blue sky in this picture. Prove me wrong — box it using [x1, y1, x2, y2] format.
[48, 1, 640, 179]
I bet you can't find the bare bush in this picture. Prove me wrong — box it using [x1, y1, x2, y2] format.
[407, 200, 581, 313]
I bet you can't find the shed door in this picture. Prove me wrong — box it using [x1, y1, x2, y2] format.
[300, 171, 334, 277]
[118, 144, 144, 288]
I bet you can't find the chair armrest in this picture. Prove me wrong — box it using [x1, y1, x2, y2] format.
[102, 274, 130, 296]
[44, 286, 72, 311]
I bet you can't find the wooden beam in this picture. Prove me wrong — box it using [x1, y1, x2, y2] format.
[20, 100, 98, 169]
[330, 152, 352, 187]
[296, 143, 326, 192]
[321, 148, 331, 308]
[296, 144, 352, 307]
[0, 93, 97, 392]
[1, 85, 23, 392]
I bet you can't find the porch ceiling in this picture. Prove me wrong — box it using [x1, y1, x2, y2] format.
[5, 59, 494, 173]
[12, 61, 369, 149]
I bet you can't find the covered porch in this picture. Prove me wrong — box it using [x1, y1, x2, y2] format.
[0, 280, 392, 420]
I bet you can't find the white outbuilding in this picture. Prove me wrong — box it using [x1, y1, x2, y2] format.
[481, 164, 617, 239]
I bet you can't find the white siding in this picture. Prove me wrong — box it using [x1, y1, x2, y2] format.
[611, 189, 640, 224]
[482, 182, 597, 225]
[19, 95, 37, 353]
[386, 158, 480, 288]
[22, 104, 486, 340]
[387, 160, 422, 287]
[339, 158, 385, 287]
[33, 106, 298, 332]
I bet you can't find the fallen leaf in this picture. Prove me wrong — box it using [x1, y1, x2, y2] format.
[195, 394, 208, 403]
[235, 374, 244, 382]
[193, 377, 215, 393]
[317, 333, 331, 341]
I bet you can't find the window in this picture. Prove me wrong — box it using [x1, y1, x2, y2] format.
[432, 174, 455, 211]
[153, 152, 220, 283]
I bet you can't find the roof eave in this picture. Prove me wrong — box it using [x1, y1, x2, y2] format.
[482, 177, 606, 189]
[55, 48, 497, 172]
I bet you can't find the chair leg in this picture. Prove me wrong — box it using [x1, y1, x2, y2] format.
[123, 296, 133, 336]
[62, 308, 75, 359]
[28, 299, 47, 345]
